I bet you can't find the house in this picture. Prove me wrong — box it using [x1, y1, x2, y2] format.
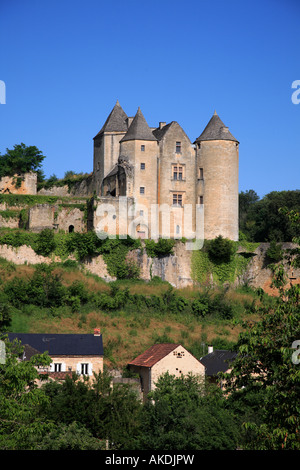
[8, 329, 104, 380]
[200, 346, 237, 387]
[128, 343, 205, 402]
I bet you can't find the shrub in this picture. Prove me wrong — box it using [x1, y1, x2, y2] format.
[206, 236, 236, 263]
[36, 229, 56, 257]
[266, 241, 283, 263]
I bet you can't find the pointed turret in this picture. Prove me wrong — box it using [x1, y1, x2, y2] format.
[195, 111, 238, 143]
[94, 100, 128, 138]
[120, 107, 157, 142]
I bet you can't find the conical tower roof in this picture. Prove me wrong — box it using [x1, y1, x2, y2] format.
[94, 100, 128, 138]
[195, 111, 238, 143]
[120, 107, 157, 142]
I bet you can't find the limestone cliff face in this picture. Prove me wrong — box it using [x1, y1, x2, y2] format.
[0, 241, 298, 293]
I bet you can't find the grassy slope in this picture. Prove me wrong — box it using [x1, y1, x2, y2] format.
[2, 259, 262, 369]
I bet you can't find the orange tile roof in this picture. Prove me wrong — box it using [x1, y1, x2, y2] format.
[129, 343, 181, 368]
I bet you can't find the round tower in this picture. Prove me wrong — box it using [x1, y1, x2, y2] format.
[195, 111, 239, 241]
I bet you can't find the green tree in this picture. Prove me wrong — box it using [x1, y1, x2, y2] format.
[221, 272, 300, 449]
[0, 143, 45, 182]
[0, 336, 53, 450]
[134, 373, 239, 450]
[41, 368, 142, 449]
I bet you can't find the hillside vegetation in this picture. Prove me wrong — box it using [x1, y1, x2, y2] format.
[0, 256, 273, 368]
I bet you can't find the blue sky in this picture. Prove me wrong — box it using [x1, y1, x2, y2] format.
[0, 0, 299, 198]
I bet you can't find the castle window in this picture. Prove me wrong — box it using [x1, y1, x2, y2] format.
[176, 225, 181, 235]
[199, 196, 203, 205]
[140, 210, 144, 216]
[141, 162, 145, 170]
[175, 142, 181, 154]
[68, 225, 74, 233]
[140, 187, 145, 194]
[199, 168, 204, 179]
[141, 145, 145, 151]
[172, 165, 183, 180]
[173, 193, 183, 207]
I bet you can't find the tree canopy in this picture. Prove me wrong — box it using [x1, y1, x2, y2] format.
[0, 143, 45, 182]
[239, 189, 300, 242]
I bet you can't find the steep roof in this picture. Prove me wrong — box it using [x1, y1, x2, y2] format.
[120, 107, 157, 143]
[128, 343, 181, 368]
[152, 121, 191, 143]
[195, 111, 238, 143]
[94, 100, 128, 138]
[200, 349, 237, 376]
[8, 333, 104, 357]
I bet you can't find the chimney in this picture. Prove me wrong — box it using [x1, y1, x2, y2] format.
[94, 328, 101, 336]
[208, 345, 213, 354]
[159, 122, 166, 129]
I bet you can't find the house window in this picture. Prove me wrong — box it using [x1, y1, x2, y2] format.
[140, 187, 145, 194]
[173, 193, 183, 207]
[199, 167, 204, 179]
[54, 363, 62, 372]
[141, 145, 145, 151]
[140, 162, 145, 170]
[175, 141, 181, 154]
[172, 165, 183, 180]
[81, 363, 89, 375]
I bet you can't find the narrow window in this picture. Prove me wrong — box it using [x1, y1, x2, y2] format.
[81, 363, 89, 375]
[176, 225, 180, 235]
[140, 187, 145, 194]
[199, 168, 204, 179]
[199, 195, 204, 205]
[140, 162, 145, 170]
[140, 210, 144, 216]
[141, 145, 145, 151]
[175, 141, 181, 154]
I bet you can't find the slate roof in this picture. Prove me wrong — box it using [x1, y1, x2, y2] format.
[200, 349, 237, 376]
[128, 343, 181, 368]
[94, 100, 128, 138]
[120, 107, 157, 143]
[8, 333, 104, 357]
[195, 111, 238, 143]
[152, 122, 174, 141]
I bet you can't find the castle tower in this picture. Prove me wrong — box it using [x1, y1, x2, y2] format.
[195, 111, 239, 241]
[119, 107, 158, 238]
[93, 100, 128, 195]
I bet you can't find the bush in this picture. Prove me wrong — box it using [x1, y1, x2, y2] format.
[36, 229, 56, 257]
[266, 241, 283, 263]
[207, 236, 236, 263]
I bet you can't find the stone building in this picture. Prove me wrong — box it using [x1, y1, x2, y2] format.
[128, 343, 205, 402]
[93, 101, 239, 241]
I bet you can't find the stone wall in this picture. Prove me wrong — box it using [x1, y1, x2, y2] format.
[0, 172, 37, 195]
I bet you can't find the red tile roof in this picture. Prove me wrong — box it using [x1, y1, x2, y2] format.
[129, 343, 181, 368]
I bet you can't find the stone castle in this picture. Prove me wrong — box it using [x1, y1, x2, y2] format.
[92, 101, 239, 241]
[0, 101, 239, 241]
